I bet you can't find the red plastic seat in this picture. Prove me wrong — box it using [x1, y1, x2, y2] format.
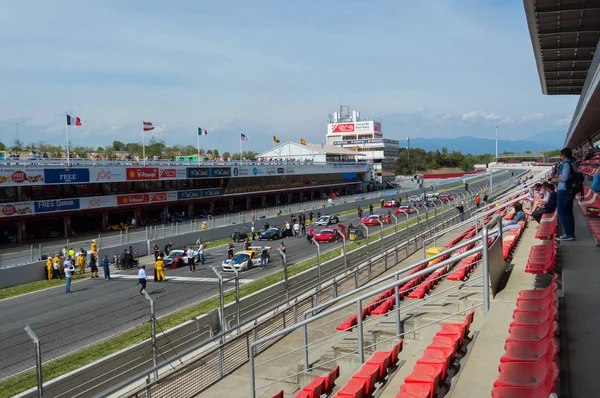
[493, 361, 559, 393]
[404, 364, 443, 398]
[417, 348, 451, 380]
[353, 364, 380, 395]
[337, 315, 358, 331]
[366, 351, 392, 380]
[514, 295, 556, 312]
[511, 306, 558, 327]
[396, 383, 431, 398]
[518, 279, 558, 301]
[324, 366, 340, 392]
[432, 334, 459, 355]
[501, 338, 559, 364]
[299, 377, 325, 398]
[391, 340, 404, 365]
[335, 378, 365, 398]
[271, 390, 284, 398]
[506, 320, 558, 344]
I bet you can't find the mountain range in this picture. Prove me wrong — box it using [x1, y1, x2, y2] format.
[407, 130, 566, 155]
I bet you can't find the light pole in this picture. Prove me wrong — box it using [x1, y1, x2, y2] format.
[495, 123, 498, 163]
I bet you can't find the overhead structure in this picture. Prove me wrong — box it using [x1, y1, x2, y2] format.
[257, 141, 366, 163]
[524, 0, 600, 148]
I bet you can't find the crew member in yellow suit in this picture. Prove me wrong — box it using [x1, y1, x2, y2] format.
[77, 252, 86, 274]
[91, 240, 97, 254]
[155, 255, 166, 282]
[54, 254, 63, 273]
[46, 257, 53, 280]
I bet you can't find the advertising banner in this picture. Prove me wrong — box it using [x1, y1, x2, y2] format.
[159, 168, 186, 179]
[80, 196, 117, 209]
[44, 168, 90, 184]
[186, 167, 210, 178]
[354, 121, 373, 132]
[0, 202, 34, 217]
[91, 167, 126, 182]
[177, 190, 202, 200]
[117, 194, 149, 206]
[0, 168, 45, 186]
[210, 167, 231, 177]
[34, 199, 80, 213]
[374, 122, 382, 132]
[232, 166, 252, 177]
[202, 188, 222, 197]
[126, 168, 159, 181]
[328, 123, 355, 134]
[149, 192, 168, 202]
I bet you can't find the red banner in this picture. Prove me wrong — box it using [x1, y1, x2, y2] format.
[126, 168, 159, 181]
[159, 168, 177, 179]
[117, 194, 149, 205]
[330, 123, 355, 133]
[149, 192, 167, 202]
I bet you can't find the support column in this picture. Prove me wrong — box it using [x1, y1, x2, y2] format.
[288, 192, 293, 204]
[209, 201, 215, 216]
[188, 203, 194, 218]
[102, 211, 109, 230]
[247, 196, 252, 210]
[19, 221, 26, 244]
[262, 195, 267, 208]
[64, 216, 71, 237]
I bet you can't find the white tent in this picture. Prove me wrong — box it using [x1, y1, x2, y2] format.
[257, 142, 365, 163]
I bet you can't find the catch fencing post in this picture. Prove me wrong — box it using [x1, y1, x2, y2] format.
[211, 267, 226, 334]
[394, 274, 403, 336]
[141, 290, 158, 381]
[482, 224, 491, 316]
[390, 213, 399, 263]
[30, 245, 34, 263]
[24, 325, 43, 398]
[377, 219, 384, 256]
[313, 240, 321, 287]
[340, 233, 347, 271]
[361, 224, 369, 254]
[356, 299, 364, 363]
[279, 248, 289, 301]
[233, 268, 241, 333]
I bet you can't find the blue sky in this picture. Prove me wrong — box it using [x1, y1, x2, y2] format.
[0, 0, 579, 152]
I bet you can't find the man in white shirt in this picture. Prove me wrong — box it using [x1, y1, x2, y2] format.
[53, 259, 61, 280]
[64, 258, 74, 294]
[198, 243, 205, 265]
[251, 224, 256, 240]
[138, 265, 148, 294]
[293, 222, 300, 238]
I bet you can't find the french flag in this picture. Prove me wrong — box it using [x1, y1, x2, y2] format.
[66, 114, 81, 126]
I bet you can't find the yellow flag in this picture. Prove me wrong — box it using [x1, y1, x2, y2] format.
[300, 139, 307, 145]
[273, 136, 280, 143]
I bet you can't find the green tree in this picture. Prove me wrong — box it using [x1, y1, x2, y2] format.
[213, 149, 220, 158]
[112, 140, 126, 151]
[12, 139, 24, 151]
[146, 137, 166, 157]
[222, 151, 231, 158]
[207, 149, 213, 156]
[96, 146, 104, 152]
[0, 141, 6, 151]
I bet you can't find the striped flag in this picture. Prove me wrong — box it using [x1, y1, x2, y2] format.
[143, 121, 154, 132]
[66, 115, 81, 126]
[300, 139, 307, 145]
[273, 136, 280, 143]
[198, 127, 208, 136]
[240, 133, 248, 141]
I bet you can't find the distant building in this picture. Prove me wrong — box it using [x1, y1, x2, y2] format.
[326, 106, 400, 184]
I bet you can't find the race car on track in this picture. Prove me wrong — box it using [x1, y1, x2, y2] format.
[395, 206, 416, 215]
[408, 195, 419, 202]
[258, 227, 284, 240]
[221, 246, 271, 271]
[361, 214, 392, 226]
[315, 215, 340, 226]
[439, 194, 456, 201]
[313, 229, 341, 243]
[383, 200, 397, 208]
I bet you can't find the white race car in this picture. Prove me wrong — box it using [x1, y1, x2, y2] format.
[221, 246, 271, 271]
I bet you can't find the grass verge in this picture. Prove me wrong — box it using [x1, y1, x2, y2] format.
[0, 273, 90, 301]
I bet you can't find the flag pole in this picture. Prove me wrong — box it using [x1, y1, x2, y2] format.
[142, 121, 146, 166]
[197, 130, 200, 165]
[65, 113, 70, 167]
[240, 133, 242, 163]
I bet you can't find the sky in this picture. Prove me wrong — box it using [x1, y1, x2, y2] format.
[0, 0, 580, 152]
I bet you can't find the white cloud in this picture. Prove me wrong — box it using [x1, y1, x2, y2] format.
[482, 113, 502, 120]
[461, 111, 479, 121]
[521, 112, 545, 122]
[555, 117, 571, 126]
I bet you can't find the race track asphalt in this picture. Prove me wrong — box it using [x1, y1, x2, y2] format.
[0, 171, 519, 380]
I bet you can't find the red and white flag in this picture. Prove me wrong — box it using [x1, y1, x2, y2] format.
[143, 121, 154, 132]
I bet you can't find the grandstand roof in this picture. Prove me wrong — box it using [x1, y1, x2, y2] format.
[257, 142, 366, 160]
[524, 0, 600, 95]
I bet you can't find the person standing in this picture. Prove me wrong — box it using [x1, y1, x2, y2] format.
[91, 239, 97, 254]
[187, 248, 196, 271]
[483, 193, 489, 205]
[475, 194, 481, 209]
[155, 255, 166, 282]
[260, 247, 268, 268]
[53, 257, 61, 280]
[293, 222, 300, 238]
[308, 226, 315, 244]
[456, 202, 465, 222]
[46, 256, 53, 280]
[77, 251, 86, 274]
[279, 241, 286, 255]
[301, 221, 306, 236]
[89, 251, 99, 278]
[138, 265, 148, 294]
[251, 224, 256, 240]
[369, 204, 374, 215]
[552, 147, 576, 241]
[64, 259, 74, 294]
[198, 242, 205, 264]
[101, 255, 111, 280]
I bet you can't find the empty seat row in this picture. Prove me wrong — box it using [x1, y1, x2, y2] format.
[446, 253, 482, 281]
[588, 220, 600, 246]
[502, 224, 525, 260]
[534, 211, 557, 240]
[578, 186, 600, 217]
[578, 165, 600, 176]
[396, 311, 475, 398]
[491, 276, 560, 397]
[334, 340, 403, 398]
[291, 366, 340, 398]
[525, 237, 557, 275]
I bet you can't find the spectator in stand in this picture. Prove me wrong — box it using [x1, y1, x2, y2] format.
[475, 194, 481, 209]
[552, 147, 576, 241]
[456, 202, 465, 222]
[532, 183, 557, 223]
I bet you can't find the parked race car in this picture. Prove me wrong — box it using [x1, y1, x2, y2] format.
[361, 214, 392, 226]
[408, 195, 420, 202]
[383, 200, 397, 208]
[395, 206, 416, 214]
[258, 227, 284, 240]
[314, 215, 340, 226]
[164, 249, 198, 269]
[221, 246, 271, 271]
[313, 229, 341, 243]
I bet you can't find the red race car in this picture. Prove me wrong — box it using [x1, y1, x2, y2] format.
[395, 206, 416, 214]
[361, 214, 391, 226]
[383, 200, 397, 208]
[313, 228, 341, 243]
[439, 194, 456, 201]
